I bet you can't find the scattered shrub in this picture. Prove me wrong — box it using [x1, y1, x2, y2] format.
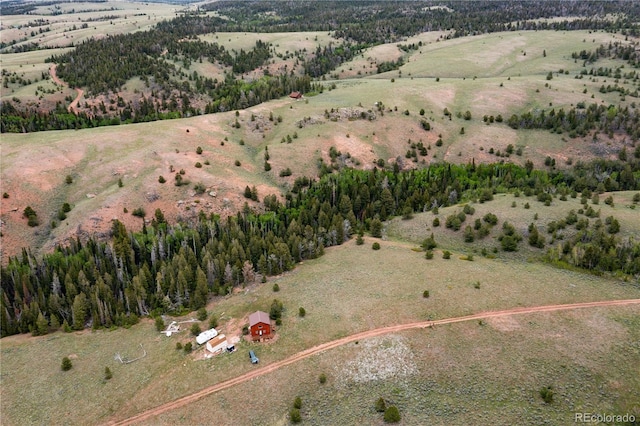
[184, 342, 193, 353]
[423, 290, 430, 298]
[209, 316, 218, 329]
[384, 406, 401, 423]
[158, 175, 166, 183]
[190, 323, 201, 336]
[194, 182, 206, 194]
[197, 308, 208, 321]
[270, 299, 284, 321]
[483, 212, 498, 225]
[132, 207, 146, 218]
[273, 283, 280, 292]
[298, 307, 306, 317]
[375, 397, 387, 413]
[540, 386, 554, 404]
[61, 357, 72, 371]
[155, 316, 165, 332]
[319, 373, 327, 384]
[104, 367, 112, 380]
[372, 242, 381, 250]
[442, 250, 451, 259]
[290, 408, 301, 423]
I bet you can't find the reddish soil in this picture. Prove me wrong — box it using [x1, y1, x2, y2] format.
[106, 298, 640, 425]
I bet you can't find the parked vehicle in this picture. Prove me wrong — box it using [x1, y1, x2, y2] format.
[249, 350, 259, 364]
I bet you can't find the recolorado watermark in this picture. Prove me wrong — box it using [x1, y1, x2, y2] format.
[575, 412, 636, 423]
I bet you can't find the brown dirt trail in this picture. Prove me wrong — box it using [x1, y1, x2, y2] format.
[107, 298, 640, 425]
[49, 64, 84, 113]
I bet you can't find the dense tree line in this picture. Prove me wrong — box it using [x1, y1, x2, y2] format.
[507, 103, 640, 141]
[303, 43, 365, 78]
[2, 160, 639, 337]
[0, 72, 318, 132]
[203, 1, 640, 44]
[47, 30, 235, 95]
[4, 1, 640, 133]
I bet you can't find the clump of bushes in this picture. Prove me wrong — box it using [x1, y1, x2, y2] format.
[23, 206, 38, 227]
[384, 406, 401, 423]
[61, 357, 72, 371]
[540, 386, 554, 404]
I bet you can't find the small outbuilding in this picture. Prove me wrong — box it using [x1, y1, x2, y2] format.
[249, 310, 272, 341]
[206, 334, 228, 354]
[289, 91, 302, 100]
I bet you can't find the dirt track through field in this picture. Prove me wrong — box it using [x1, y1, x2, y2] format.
[49, 64, 84, 114]
[108, 298, 640, 425]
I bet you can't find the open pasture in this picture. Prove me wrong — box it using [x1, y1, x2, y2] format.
[1, 234, 638, 424]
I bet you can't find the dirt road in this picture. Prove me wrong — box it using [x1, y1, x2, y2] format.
[108, 298, 640, 425]
[49, 64, 84, 114]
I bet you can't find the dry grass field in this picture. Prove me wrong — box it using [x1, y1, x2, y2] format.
[151, 306, 640, 426]
[2, 8, 640, 424]
[1, 235, 638, 425]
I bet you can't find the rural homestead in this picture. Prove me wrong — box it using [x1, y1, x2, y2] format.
[1, 1, 639, 425]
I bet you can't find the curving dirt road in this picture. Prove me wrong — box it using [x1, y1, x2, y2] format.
[108, 298, 640, 425]
[49, 64, 84, 114]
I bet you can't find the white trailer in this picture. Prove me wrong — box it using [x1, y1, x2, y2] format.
[196, 328, 218, 345]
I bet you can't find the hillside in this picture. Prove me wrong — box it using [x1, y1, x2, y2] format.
[1, 2, 640, 424]
[2, 27, 640, 261]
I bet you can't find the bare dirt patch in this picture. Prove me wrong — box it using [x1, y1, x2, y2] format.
[335, 335, 418, 387]
[487, 315, 521, 332]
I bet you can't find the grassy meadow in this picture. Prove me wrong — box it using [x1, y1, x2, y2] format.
[1, 232, 639, 424]
[1, 8, 640, 425]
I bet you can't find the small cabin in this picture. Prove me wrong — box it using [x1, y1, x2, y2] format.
[249, 310, 272, 341]
[289, 91, 302, 100]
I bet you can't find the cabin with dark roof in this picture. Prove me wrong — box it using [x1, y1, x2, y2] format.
[289, 91, 302, 99]
[249, 310, 272, 341]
